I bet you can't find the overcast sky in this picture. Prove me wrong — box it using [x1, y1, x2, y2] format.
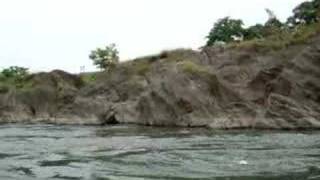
[0, 0, 305, 73]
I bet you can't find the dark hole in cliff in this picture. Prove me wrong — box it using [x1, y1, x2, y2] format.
[177, 98, 193, 113]
[102, 114, 119, 125]
[317, 95, 320, 103]
[61, 94, 75, 104]
[119, 92, 129, 101]
[30, 106, 36, 116]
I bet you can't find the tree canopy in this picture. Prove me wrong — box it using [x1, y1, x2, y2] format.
[89, 44, 119, 71]
[288, 0, 320, 25]
[1, 66, 29, 79]
[243, 24, 265, 40]
[206, 8, 290, 46]
[206, 17, 245, 46]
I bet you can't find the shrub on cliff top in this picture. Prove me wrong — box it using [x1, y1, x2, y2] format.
[0, 66, 29, 87]
[1, 66, 28, 79]
[89, 44, 119, 71]
[206, 17, 245, 46]
[229, 21, 320, 52]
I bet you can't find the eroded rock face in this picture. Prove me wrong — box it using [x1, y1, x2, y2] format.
[0, 36, 320, 129]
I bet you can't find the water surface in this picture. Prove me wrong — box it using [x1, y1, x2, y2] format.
[0, 124, 319, 180]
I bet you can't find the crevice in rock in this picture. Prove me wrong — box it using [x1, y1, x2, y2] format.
[100, 111, 119, 125]
[30, 106, 36, 116]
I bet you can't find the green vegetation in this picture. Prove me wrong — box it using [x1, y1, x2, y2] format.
[230, 22, 320, 52]
[134, 62, 150, 76]
[1, 66, 28, 79]
[89, 44, 119, 71]
[80, 73, 97, 84]
[0, 0, 318, 91]
[206, 17, 245, 46]
[0, 66, 30, 89]
[125, 56, 154, 76]
[206, 9, 284, 46]
[206, 0, 320, 51]
[288, 0, 320, 25]
[179, 61, 209, 76]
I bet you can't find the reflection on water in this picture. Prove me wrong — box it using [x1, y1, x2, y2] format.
[0, 124, 319, 180]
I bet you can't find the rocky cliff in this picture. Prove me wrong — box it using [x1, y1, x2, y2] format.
[0, 35, 320, 129]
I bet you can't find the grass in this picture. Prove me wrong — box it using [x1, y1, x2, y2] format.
[132, 50, 169, 63]
[80, 72, 97, 84]
[0, 78, 32, 91]
[290, 22, 320, 44]
[118, 59, 152, 77]
[0, 75, 18, 91]
[90, 48, 200, 80]
[179, 61, 210, 76]
[229, 22, 320, 52]
[0, 72, 36, 91]
[178, 60, 220, 96]
[164, 48, 198, 62]
[121, 49, 178, 76]
[134, 62, 150, 76]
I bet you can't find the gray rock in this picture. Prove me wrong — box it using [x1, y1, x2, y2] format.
[1, 36, 320, 129]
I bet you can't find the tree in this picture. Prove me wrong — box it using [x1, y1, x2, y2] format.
[243, 24, 265, 40]
[262, 9, 285, 37]
[288, 0, 320, 25]
[89, 44, 119, 71]
[264, 9, 283, 28]
[0, 66, 29, 87]
[206, 17, 245, 46]
[1, 66, 28, 79]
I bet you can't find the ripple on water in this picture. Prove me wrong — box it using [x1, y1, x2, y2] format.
[0, 125, 320, 179]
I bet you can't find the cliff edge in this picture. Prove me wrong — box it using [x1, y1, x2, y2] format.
[0, 35, 319, 129]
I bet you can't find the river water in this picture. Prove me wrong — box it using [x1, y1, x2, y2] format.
[0, 124, 319, 180]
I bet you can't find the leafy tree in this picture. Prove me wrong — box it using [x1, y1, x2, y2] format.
[265, 18, 283, 29]
[89, 44, 119, 71]
[243, 24, 265, 40]
[206, 17, 245, 46]
[0, 66, 29, 88]
[288, 0, 320, 25]
[264, 9, 283, 29]
[1, 66, 29, 79]
[261, 9, 285, 37]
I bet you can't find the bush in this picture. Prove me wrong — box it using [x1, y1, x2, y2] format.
[1, 66, 28, 79]
[0, 66, 29, 88]
[80, 73, 97, 84]
[229, 22, 320, 52]
[244, 24, 265, 40]
[89, 44, 119, 71]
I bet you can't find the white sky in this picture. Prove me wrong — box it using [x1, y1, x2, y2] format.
[0, 0, 305, 73]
